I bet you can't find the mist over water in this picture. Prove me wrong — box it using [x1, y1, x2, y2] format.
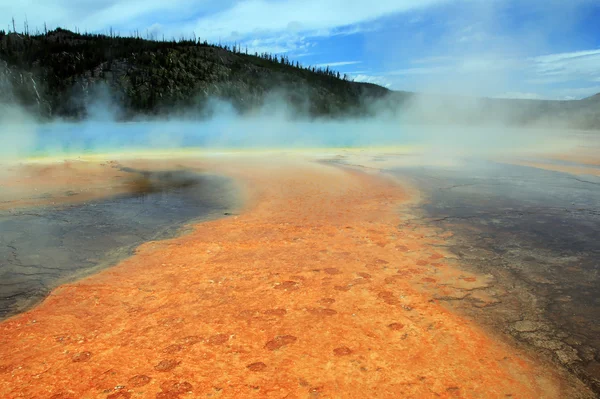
[0, 56, 593, 162]
[0, 100, 579, 160]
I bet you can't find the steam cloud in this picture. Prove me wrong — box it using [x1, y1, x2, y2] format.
[0, 74, 590, 164]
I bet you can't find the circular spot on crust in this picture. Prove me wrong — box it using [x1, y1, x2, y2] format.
[207, 334, 229, 345]
[274, 281, 299, 290]
[264, 309, 287, 316]
[333, 347, 353, 356]
[365, 264, 382, 271]
[247, 362, 267, 372]
[299, 378, 310, 387]
[388, 323, 405, 331]
[163, 344, 184, 354]
[334, 285, 351, 292]
[178, 336, 202, 346]
[238, 309, 260, 319]
[160, 380, 193, 394]
[154, 359, 180, 372]
[324, 268, 341, 275]
[72, 351, 92, 362]
[308, 308, 337, 317]
[90, 368, 119, 390]
[107, 391, 132, 399]
[357, 272, 371, 279]
[377, 291, 399, 305]
[128, 375, 152, 388]
[265, 335, 298, 351]
[319, 298, 336, 306]
[50, 393, 75, 399]
[387, 276, 405, 285]
[156, 392, 179, 399]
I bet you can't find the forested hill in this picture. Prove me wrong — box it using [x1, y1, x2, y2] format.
[0, 28, 390, 120]
[1, 28, 599, 129]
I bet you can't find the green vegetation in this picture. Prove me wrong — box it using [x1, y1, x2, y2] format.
[1, 28, 598, 129]
[0, 28, 389, 120]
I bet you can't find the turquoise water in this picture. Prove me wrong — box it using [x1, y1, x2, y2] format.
[31, 120, 404, 152]
[10, 119, 555, 157]
[28, 119, 417, 156]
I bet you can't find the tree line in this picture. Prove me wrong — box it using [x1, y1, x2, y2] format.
[0, 25, 351, 82]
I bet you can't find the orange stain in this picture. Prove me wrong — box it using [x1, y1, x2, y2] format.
[0, 157, 566, 398]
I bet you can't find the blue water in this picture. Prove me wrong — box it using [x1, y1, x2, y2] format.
[29, 119, 420, 156]
[20, 119, 555, 157]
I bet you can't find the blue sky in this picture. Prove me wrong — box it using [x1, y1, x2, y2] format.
[3, 0, 600, 99]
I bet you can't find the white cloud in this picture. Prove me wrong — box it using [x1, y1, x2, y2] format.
[533, 49, 600, 64]
[530, 49, 600, 84]
[240, 33, 314, 55]
[546, 85, 600, 100]
[495, 92, 545, 100]
[411, 56, 454, 65]
[314, 61, 361, 68]
[352, 74, 391, 88]
[456, 24, 486, 43]
[389, 56, 522, 77]
[2, 0, 447, 39]
[377, 49, 600, 98]
[0, 0, 201, 33]
[388, 66, 450, 76]
[186, 0, 448, 41]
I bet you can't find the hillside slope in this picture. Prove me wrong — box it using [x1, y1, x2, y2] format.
[1, 28, 599, 130]
[0, 29, 389, 120]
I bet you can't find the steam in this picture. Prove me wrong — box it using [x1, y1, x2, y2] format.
[0, 74, 590, 165]
[0, 92, 587, 162]
[0, 104, 38, 161]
